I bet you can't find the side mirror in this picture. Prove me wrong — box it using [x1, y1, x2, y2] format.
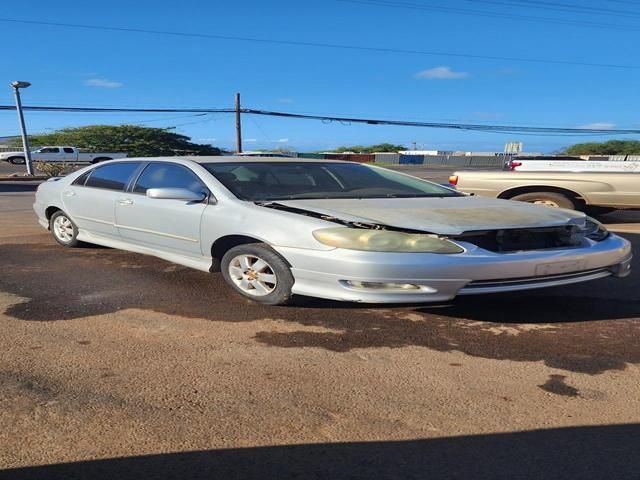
[146, 188, 207, 202]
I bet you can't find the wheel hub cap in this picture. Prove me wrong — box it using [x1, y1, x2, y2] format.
[228, 254, 277, 297]
[53, 216, 74, 242]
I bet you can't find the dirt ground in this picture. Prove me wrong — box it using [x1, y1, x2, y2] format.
[1, 180, 639, 479]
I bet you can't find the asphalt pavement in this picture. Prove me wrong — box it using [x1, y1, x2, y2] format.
[1, 177, 639, 479]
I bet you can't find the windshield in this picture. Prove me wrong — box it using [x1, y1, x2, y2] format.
[202, 161, 462, 201]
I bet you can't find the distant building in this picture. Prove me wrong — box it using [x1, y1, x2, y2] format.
[504, 142, 524, 154]
[399, 150, 453, 156]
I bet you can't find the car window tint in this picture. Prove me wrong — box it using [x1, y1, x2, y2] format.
[133, 163, 207, 194]
[63, 147, 74, 153]
[72, 170, 92, 186]
[203, 162, 461, 201]
[85, 163, 140, 191]
[41, 147, 60, 153]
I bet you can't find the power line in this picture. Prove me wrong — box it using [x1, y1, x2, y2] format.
[0, 105, 235, 114]
[0, 17, 638, 70]
[2, 103, 636, 136]
[458, 0, 640, 18]
[243, 108, 640, 135]
[339, 0, 640, 28]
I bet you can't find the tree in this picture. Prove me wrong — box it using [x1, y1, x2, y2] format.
[564, 140, 640, 156]
[330, 143, 406, 154]
[14, 125, 222, 157]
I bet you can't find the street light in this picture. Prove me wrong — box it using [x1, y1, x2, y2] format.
[11, 80, 34, 176]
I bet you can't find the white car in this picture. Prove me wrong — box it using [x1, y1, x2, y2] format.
[1, 146, 127, 164]
[34, 156, 632, 305]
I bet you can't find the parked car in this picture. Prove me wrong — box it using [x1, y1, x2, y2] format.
[0, 146, 127, 164]
[450, 168, 640, 214]
[235, 151, 295, 158]
[34, 157, 632, 305]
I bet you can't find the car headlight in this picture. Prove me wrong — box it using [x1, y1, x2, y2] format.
[582, 217, 609, 241]
[312, 228, 464, 253]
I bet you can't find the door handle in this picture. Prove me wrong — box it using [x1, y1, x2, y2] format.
[118, 199, 133, 205]
[62, 190, 76, 197]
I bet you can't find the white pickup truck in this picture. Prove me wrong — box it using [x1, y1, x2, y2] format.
[0, 146, 127, 164]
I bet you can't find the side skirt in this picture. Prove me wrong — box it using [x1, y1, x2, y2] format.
[76, 230, 213, 273]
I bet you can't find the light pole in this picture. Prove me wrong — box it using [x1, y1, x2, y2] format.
[11, 80, 34, 176]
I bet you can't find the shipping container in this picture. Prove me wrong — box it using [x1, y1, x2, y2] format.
[399, 154, 424, 164]
[374, 153, 400, 164]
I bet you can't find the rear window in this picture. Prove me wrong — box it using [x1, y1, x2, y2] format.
[84, 163, 140, 191]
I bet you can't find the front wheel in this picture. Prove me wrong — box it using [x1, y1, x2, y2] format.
[509, 191, 576, 210]
[221, 243, 294, 305]
[50, 210, 81, 247]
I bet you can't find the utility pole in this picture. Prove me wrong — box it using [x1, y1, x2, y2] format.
[11, 81, 34, 176]
[235, 92, 242, 154]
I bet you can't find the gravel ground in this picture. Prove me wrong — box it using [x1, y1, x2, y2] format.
[1, 180, 639, 480]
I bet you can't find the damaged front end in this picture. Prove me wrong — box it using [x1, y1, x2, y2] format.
[453, 217, 609, 253]
[258, 202, 609, 254]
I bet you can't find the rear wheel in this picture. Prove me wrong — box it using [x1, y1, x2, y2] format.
[8, 156, 25, 165]
[221, 243, 294, 305]
[50, 211, 81, 247]
[509, 191, 577, 210]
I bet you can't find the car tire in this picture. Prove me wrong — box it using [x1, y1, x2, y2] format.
[8, 156, 25, 165]
[509, 191, 577, 210]
[221, 243, 294, 305]
[50, 210, 81, 247]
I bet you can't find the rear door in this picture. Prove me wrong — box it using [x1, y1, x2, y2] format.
[115, 162, 209, 257]
[62, 162, 143, 239]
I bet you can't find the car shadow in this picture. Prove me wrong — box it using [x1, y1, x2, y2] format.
[0, 234, 638, 374]
[3, 424, 640, 480]
[596, 210, 640, 224]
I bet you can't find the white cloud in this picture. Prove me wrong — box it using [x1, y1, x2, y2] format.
[579, 122, 616, 129]
[245, 138, 258, 143]
[196, 138, 217, 142]
[277, 97, 294, 103]
[84, 78, 123, 88]
[276, 138, 289, 143]
[415, 66, 469, 80]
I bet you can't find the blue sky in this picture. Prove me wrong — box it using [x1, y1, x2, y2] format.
[1, 0, 639, 152]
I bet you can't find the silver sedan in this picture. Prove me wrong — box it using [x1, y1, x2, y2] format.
[34, 157, 632, 305]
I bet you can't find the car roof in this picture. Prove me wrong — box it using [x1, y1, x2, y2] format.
[108, 156, 351, 164]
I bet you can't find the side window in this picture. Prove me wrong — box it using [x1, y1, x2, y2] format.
[72, 170, 93, 186]
[63, 147, 75, 154]
[40, 147, 60, 153]
[133, 163, 207, 195]
[85, 163, 140, 191]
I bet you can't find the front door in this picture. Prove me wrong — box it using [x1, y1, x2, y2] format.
[115, 162, 209, 257]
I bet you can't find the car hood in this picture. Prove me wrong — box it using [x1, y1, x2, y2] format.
[273, 196, 586, 235]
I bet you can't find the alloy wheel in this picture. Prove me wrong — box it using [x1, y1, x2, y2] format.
[53, 215, 75, 242]
[228, 254, 278, 296]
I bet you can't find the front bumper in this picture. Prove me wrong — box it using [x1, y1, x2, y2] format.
[274, 234, 632, 303]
